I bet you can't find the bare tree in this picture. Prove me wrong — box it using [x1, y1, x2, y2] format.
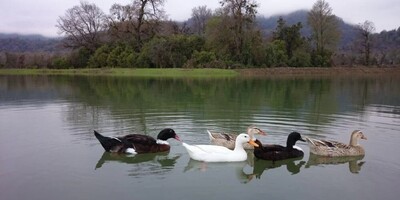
[108, 4, 136, 41]
[308, 0, 340, 55]
[219, 0, 258, 60]
[108, 0, 165, 50]
[357, 20, 376, 66]
[191, 5, 212, 35]
[132, 0, 165, 48]
[57, 1, 106, 52]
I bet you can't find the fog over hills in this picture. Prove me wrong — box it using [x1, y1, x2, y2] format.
[1, 10, 398, 53]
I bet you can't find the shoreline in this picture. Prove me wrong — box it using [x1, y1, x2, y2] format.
[0, 67, 399, 77]
[236, 67, 400, 77]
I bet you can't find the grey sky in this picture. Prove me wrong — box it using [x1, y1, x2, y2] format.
[0, 0, 399, 37]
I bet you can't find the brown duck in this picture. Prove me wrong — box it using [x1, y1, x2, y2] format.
[305, 130, 367, 157]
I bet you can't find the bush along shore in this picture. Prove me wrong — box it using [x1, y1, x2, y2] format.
[0, 68, 238, 78]
[2, 1, 399, 70]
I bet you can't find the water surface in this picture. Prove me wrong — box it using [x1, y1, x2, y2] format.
[0, 75, 399, 200]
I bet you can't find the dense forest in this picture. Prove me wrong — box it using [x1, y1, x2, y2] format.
[0, 0, 399, 69]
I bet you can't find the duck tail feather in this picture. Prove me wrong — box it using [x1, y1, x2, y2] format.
[207, 130, 215, 141]
[94, 130, 122, 152]
[305, 137, 316, 146]
[182, 142, 197, 155]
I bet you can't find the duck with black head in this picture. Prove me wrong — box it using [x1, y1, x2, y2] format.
[94, 128, 181, 155]
[254, 132, 306, 161]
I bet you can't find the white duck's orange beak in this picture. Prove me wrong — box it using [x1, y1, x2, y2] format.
[248, 140, 259, 147]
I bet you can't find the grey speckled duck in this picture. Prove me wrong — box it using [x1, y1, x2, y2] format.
[207, 125, 267, 150]
[305, 130, 367, 157]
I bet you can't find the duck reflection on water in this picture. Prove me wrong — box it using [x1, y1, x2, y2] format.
[183, 151, 305, 183]
[183, 158, 254, 184]
[305, 153, 365, 174]
[95, 151, 180, 176]
[249, 156, 306, 180]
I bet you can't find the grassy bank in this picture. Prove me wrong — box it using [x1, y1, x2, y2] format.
[1, 67, 399, 78]
[0, 68, 239, 78]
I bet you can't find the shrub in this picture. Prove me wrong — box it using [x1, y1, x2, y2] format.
[51, 57, 70, 69]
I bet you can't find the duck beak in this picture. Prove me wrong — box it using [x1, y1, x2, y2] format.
[259, 130, 267, 136]
[248, 140, 259, 147]
[299, 137, 306, 142]
[361, 135, 367, 140]
[174, 135, 181, 141]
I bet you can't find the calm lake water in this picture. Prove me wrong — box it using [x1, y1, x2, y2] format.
[1, 74, 399, 200]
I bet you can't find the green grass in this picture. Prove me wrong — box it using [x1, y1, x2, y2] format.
[0, 68, 239, 78]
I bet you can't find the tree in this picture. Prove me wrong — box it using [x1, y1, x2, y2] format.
[265, 40, 288, 67]
[357, 20, 376, 66]
[205, 0, 259, 65]
[191, 5, 212, 35]
[219, 0, 258, 61]
[139, 35, 204, 68]
[57, 1, 106, 52]
[108, 0, 166, 50]
[307, 0, 340, 66]
[0, 52, 6, 68]
[107, 4, 137, 42]
[273, 17, 304, 59]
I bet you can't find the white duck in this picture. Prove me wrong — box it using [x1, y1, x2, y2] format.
[182, 133, 259, 162]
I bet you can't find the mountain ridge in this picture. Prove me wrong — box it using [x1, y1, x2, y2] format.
[1, 10, 398, 53]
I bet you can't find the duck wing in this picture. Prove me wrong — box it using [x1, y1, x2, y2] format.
[193, 145, 233, 153]
[263, 144, 286, 151]
[121, 134, 166, 153]
[326, 140, 350, 149]
[121, 134, 157, 145]
[208, 130, 236, 141]
[306, 137, 348, 149]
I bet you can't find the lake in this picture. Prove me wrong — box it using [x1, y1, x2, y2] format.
[1, 74, 399, 200]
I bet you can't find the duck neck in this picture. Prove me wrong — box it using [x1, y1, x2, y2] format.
[156, 139, 169, 145]
[286, 140, 294, 149]
[247, 129, 254, 139]
[349, 136, 358, 146]
[233, 142, 246, 152]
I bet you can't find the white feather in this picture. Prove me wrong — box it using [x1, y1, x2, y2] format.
[156, 139, 169, 145]
[182, 133, 252, 162]
[293, 145, 303, 152]
[125, 148, 137, 154]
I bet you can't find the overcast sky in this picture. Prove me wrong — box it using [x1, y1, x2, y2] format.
[0, 0, 399, 37]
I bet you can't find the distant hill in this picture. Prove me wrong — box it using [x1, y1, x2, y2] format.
[257, 10, 400, 53]
[0, 33, 64, 52]
[256, 10, 358, 50]
[1, 10, 398, 54]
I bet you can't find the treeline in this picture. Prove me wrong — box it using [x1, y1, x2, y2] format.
[1, 0, 399, 69]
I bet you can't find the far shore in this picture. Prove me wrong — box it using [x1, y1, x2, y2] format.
[0, 67, 399, 78]
[236, 66, 400, 77]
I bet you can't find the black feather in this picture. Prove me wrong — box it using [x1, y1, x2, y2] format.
[94, 130, 122, 152]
